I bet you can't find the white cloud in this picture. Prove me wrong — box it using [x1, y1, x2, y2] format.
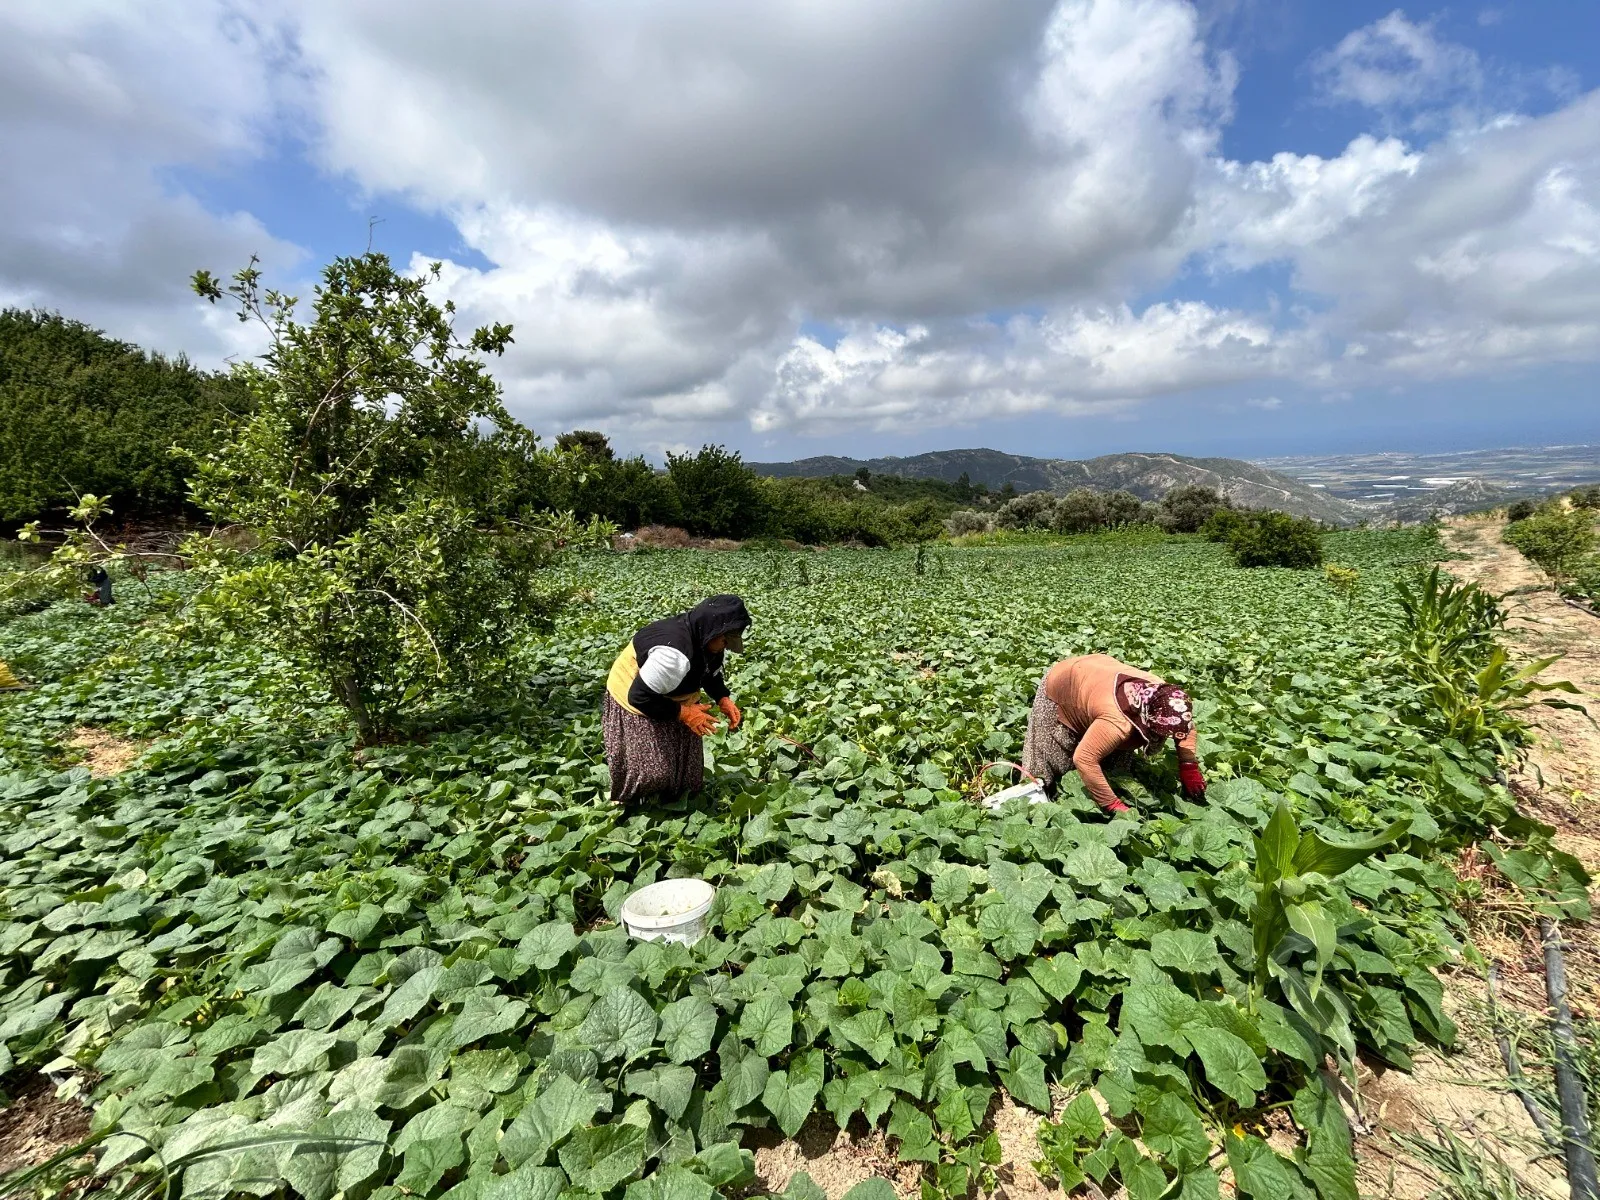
[0, 2, 302, 357]
[2, 0, 1598, 447]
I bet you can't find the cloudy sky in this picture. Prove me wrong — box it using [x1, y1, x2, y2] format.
[3, 1, 1597, 462]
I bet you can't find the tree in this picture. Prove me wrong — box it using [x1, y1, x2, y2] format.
[1158, 484, 1230, 533]
[665, 445, 768, 538]
[1052, 488, 1107, 533]
[1226, 512, 1324, 569]
[0, 308, 249, 522]
[185, 253, 606, 742]
[855, 467, 872, 487]
[1506, 498, 1540, 522]
[1504, 508, 1597, 584]
[556, 430, 615, 462]
[997, 490, 1058, 530]
[1101, 490, 1145, 528]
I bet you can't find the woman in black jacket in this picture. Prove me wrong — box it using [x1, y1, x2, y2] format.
[602, 594, 752, 805]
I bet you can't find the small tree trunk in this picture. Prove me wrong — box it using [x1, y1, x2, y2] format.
[337, 674, 377, 746]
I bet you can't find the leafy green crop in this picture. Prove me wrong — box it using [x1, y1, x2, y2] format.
[0, 529, 1569, 1200]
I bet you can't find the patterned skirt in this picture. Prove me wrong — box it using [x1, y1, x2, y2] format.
[1020, 678, 1134, 795]
[602, 693, 704, 805]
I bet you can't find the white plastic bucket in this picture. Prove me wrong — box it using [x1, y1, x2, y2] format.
[981, 780, 1049, 811]
[620, 879, 716, 945]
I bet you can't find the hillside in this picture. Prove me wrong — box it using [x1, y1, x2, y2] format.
[751, 448, 1361, 524]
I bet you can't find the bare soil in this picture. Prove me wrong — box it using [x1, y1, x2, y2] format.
[0, 1073, 92, 1179]
[62, 727, 143, 776]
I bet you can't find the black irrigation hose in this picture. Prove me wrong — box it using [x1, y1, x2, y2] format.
[1541, 917, 1600, 1200]
[1487, 959, 1561, 1151]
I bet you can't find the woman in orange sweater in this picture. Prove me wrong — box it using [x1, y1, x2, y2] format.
[1021, 653, 1206, 814]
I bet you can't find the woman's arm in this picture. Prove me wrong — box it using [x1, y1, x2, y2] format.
[1071, 719, 1129, 811]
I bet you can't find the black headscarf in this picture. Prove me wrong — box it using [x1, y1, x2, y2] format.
[684, 594, 751, 648]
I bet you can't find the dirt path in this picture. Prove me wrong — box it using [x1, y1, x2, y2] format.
[1341, 514, 1600, 1200]
[1443, 514, 1600, 867]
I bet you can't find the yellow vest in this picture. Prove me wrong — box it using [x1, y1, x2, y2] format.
[606, 642, 700, 716]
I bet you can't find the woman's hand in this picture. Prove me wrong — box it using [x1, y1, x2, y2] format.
[718, 696, 742, 730]
[1178, 760, 1207, 799]
[678, 701, 718, 737]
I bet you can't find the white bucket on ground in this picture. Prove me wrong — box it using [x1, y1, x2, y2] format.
[620, 878, 716, 945]
[981, 781, 1049, 810]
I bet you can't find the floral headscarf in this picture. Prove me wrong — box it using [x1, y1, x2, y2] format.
[1123, 679, 1194, 739]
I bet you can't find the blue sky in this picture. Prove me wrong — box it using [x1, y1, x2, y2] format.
[3, 0, 1598, 463]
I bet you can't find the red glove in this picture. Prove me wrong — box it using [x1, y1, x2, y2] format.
[678, 702, 718, 737]
[718, 696, 742, 730]
[1101, 797, 1132, 816]
[1179, 761, 1207, 799]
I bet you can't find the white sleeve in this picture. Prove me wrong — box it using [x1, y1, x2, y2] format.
[638, 646, 692, 695]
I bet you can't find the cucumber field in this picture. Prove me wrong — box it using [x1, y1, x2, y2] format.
[2, 527, 1585, 1200]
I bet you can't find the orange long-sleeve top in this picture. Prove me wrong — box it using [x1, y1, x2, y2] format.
[1043, 654, 1198, 810]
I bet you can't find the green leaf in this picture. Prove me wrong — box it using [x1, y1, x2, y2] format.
[1227, 1134, 1314, 1200]
[559, 1123, 648, 1194]
[517, 922, 580, 971]
[398, 1135, 466, 1195]
[719, 1037, 771, 1108]
[1189, 1028, 1267, 1107]
[841, 1181, 899, 1200]
[1027, 954, 1083, 1002]
[1150, 929, 1223, 976]
[1292, 819, 1408, 878]
[739, 992, 793, 1057]
[1255, 801, 1300, 887]
[579, 988, 658, 1061]
[1141, 1093, 1209, 1172]
[1060, 1092, 1104, 1142]
[626, 1064, 697, 1121]
[1292, 1076, 1358, 1200]
[1065, 842, 1128, 890]
[659, 995, 718, 1064]
[501, 1074, 604, 1167]
[839, 1010, 894, 1064]
[625, 1167, 715, 1200]
[762, 1049, 825, 1137]
[977, 902, 1040, 960]
[250, 1029, 337, 1077]
[998, 1045, 1050, 1113]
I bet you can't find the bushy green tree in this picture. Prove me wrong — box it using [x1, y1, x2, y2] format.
[185, 253, 606, 741]
[666, 445, 769, 538]
[1504, 507, 1597, 584]
[0, 309, 248, 522]
[1158, 484, 1230, 533]
[1505, 498, 1540, 522]
[555, 430, 615, 462]
[1100, 490, 1146, 528]
[1052, 488, 1106, 533]
[997, 490, 1058, 530]
[1226, 511, 1325, 569]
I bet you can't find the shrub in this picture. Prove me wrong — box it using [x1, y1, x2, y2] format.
[996, 490, 1058, 530]
[1100, 490, 1145, 528]
[1052, 488, 1106, 533]
[1227, 511, 1325, 569]
[1158, 484, 1230, 533]
[1568, 484, 1600, 510]
[1504, 508, 1597, 583]
[628, 525, 693, 550]
[1200, 507, 1250, 543]
[1505, 498, 1539, 521]
[666, 445, 769, 538]
[945, 509, 993, 536]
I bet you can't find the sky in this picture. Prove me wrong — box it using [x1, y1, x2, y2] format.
[2, 1, 1598, 464]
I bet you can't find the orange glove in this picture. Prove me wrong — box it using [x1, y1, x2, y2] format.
[678, 701, 718, 737]
[718, 696, 742, 730]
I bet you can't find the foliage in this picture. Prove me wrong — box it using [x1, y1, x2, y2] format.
[1504, 508, 1597, 584]
[1569, 485, 1600, 511]
[0, 309, 250, 524]
[944, 510, 993, 537]
[1200, 508, 1250, 544]
[0, 527, 1561, 1200]
[665, 447, 770, 540]
[556, 431, 616, 462]
[1050, 489, 1104, 534]
[997, 491, 1061, 532]
[1506, 499, 1540, 522]
[1157, 486, 1230, 534]
[1323, 564, 1360, 609]
[186, 253, 607, 741]
[1225, 513, 1326, 570]
[1395, 567, 1585, 761]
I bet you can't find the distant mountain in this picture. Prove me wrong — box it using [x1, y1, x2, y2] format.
[750, 449, 1361, 525]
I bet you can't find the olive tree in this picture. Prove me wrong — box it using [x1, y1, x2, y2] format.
[186, 253, 606, 742]
[1052, 488, 1107, 533]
